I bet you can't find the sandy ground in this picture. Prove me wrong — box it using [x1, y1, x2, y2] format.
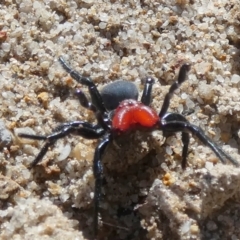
[1, 0, 240, 239]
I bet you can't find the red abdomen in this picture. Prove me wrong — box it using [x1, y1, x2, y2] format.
[112, 99, 159, 133]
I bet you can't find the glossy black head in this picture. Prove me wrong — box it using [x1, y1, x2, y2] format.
[100, 80, 139, 111]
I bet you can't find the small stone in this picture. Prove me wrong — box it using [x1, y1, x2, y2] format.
[37, 92, 49, 107]
[0, 31, 7, 41]
[162, 173, 175, 186]
[206, 221, 217, 231]
[190, 224, 199, 234]
[0, 120, 12, 147]
[99, 22, 107, 29]
[231, 74, 240, 84]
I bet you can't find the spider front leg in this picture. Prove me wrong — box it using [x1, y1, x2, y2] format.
[59, 56, 106, 113]
[162, 113, 190, 169]
[141, 77, 155, 106]
[161, 119, 239, 167]
[18, 121, 105, 168]
[159, 63, 191, 118]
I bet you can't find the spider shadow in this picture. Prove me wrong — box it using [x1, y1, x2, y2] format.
[93, 132, 161, 240]
[26, 132, 162, 240]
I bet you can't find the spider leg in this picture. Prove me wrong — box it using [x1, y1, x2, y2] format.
[59, 56, 106, 113]
[75, 89, 97, 112]
[25, 140, 56, 169]
[162, 113, 190, 169]
[92, 135, 110, 237]
[18, 121, 105, 168]
[161, 120, 239, 166]
[75, 89, 110, 130]
[181, 132, 190, 169]
[141, 77, 155, 106]
[159, 63, 191, 118]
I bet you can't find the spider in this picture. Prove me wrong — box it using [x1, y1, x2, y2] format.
[19, 57, 239, 237]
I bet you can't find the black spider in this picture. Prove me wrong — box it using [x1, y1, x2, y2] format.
[18, 57, 239, 237]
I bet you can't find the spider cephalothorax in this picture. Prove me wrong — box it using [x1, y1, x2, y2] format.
[19, 57, 239, 237]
